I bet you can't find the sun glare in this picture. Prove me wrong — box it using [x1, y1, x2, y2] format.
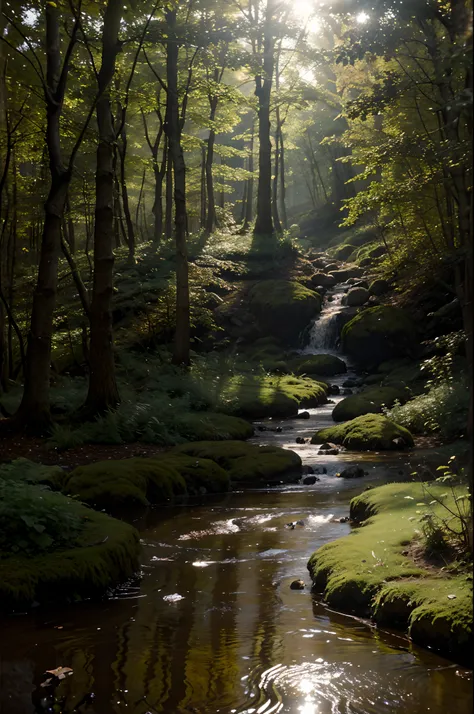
[292, 0, 322, 35]
[356, 11, 370, 23]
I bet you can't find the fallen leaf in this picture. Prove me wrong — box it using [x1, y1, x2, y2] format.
[45, 666, 73, 680]
[447, 594, 457, 600]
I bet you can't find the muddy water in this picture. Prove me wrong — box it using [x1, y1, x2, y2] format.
[0, 286, 472, 714]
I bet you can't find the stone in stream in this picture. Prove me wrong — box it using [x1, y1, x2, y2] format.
[313, 466, 327, 475]
[290, 579, 305, 590]
[302, 465, 314, 474]
[337, 465, 365, 479]
[328, 384, 340, 395]
[295, 437, 307, 444]
[302, 475, 319, 485]
[296, 411, 310, 420]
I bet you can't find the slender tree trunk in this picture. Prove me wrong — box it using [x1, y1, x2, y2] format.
[204, 90, 219, 235]
[84, 0, 122, 414]
[253, 0, 275, 238]
[165, 137, 173, 240]
[272, 110, 282, 234]
[243, 125, 254, 231]
[279, 126, 287, 229]
[200, 143, 206, 229]
[164, 9, 190, 366]
[16, 4, 76, 432]
[118, 123, 135, 263]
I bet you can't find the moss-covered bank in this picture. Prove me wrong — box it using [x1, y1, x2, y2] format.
[0, 502, 140, 610]
[307, 482, 472, 665]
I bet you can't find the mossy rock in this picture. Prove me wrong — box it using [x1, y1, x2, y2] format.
[289, 354, 347, 377]
[0, 506, 140, 609]
[311, 414, 414, 450]
[377, 358, 412, 374]
[329, 267, 364, 282]
[341, 306, 417, 368]
[332, 386, 409, 422]
[369, 279, 390, 296]
[346, 287, 369, 307]
[248, 280, 321, 344]
[310, 272, 336, 289]
[179, 412, 254, 441]
[217, 373, 328, 419]
[333, 244, 357, 261]
[63, 455, 230, 510]
[172, 440, 302, 485]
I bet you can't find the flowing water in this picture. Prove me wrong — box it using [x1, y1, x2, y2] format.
[0, 286, 472, 714]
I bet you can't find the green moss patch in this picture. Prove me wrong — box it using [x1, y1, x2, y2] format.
[0, 489, 140, 609]
[216, 373, 328, 419]
[178, 412, 254, 441]
[288, 354, 347, 377]
[332, 386, 409, 422]
[248, 280, 321, 344]
[63, 455, 230, 509]
[308, 482, 472, 663]
[342, 306, 417, 368]
[311, 414, 414, 450]
[172, 440, 302, 485]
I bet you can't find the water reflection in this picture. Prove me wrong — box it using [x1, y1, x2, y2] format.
[0, 489, 472, 714]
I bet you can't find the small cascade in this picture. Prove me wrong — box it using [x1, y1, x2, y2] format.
[305, 290, 346, 352]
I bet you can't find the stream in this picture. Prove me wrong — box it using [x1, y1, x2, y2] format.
[0, 285, 472, 714]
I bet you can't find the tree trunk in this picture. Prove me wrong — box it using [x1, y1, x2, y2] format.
[279, 126, 287, 229]
[253, 0, 275, 239]
[16, 3, 75, 432]
[118, 135, 136, 264]
[165, 137, 173, 239]
[272, 110, 282, 234]
[200, 143, 206, 229]
[242, 125, 254, 231]
[204, 90, 219, 235]
[164, 9, 190, 366]
[84, 0, 122, 414]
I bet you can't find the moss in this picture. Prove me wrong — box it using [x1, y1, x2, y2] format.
[63, 455, 230, 510]
[172, 440, 302, 484]
[333, 244, 357, 261]
[332, 386, 409, 422]
[308, 482, 472, 663]
[341, 306, 417, 368]
[311, 413, 414, 450]
[288, 354, 347, 377]
[248, 280, 321, 344]
[0, 458, 65, 490]
[178, 412, 254, 441]
[216, 373, 328, 419]
[0, 507, 140, 609]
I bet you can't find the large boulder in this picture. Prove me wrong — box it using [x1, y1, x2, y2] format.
[333, 244, 357, 261]
[248, 280, 321, 344]
[289, 354, 347, 377]
[341, 306, 417, 368]
[332, 386, 409, 422]
[311, 414, 414, 450]
[311, 272, 337, 289]
[346, 287, 369, 307]
[329, 267, 364, 283]
[369, 279, 390, 296]
[172, 441, 302, 485]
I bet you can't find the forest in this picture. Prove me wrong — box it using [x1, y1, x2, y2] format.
[0, 0, 472, 712]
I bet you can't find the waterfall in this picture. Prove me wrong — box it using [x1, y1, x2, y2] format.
[304, 291, 345, 352]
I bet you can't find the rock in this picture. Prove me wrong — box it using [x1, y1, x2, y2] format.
[339, 516, 350, 523]
[296, 411, 311, 420]
[337, 465, 365, 479]
[296, 437, 307, 444]
[257, 425, 267, 431]
[296, 520, 305, 526]
[352, 280, 369, 289]
[341, 306, 418, 369]
[327, 399, 335, 404]
[302, 465, 315, 474]
[367, 296, 380, 306]
[328, 384, 340, 395]
[330, 267, 364, 282]
[302, 475, 318, 485]
[289, 354, 347, 377]
[311, 414, 414, 451]
[332, 386, 409, 422]
[325, 263, 340, 272]
[369, 279, 390, 296]
[314, 466, 327, 475]
[342, 379, 356, 388]
[346, 287, 370, 307]
[327, 295, 334, 302]
[248, 280, 322, 344]
[333, 244, 357, 261]
[318, 442, 334, 450]
[311, 272, 337, 289]
[342, 388, 353, 395]
[290, 579, 305, 590]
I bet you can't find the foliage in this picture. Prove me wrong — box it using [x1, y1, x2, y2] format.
[0, 480, 85, 557]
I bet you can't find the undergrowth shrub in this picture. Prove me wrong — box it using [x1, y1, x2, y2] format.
[387, 377, 468, 439]
[0, 479, 86, 556]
